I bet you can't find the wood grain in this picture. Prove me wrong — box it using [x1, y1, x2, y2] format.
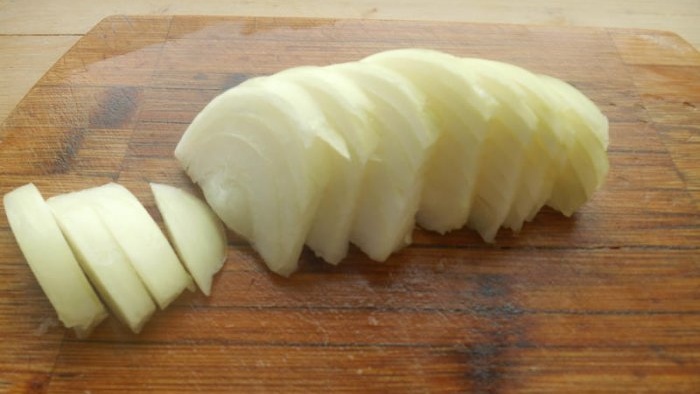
[0, 36, 81, 131]
[2, 1, 700, 126]
[1, 1, 699, 48]
[0, 16, 699, 392]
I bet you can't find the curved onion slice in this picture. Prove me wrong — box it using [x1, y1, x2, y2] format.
[362, 49, 496, 235]
[267, 66, 379, 264]
[75, 183, 194, 308]
[4, 184, 107, 337]
[176, 80, 348, 276]
[150, 183, 227, 296]
[47, 193, 155, 333]
[328, 62, 439, 261]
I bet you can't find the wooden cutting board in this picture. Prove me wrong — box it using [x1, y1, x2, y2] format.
[1, 15, 698, 392]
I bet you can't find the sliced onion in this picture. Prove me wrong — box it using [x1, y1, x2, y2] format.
[150, 183, 227, 296]
[4, 183, 108, 337]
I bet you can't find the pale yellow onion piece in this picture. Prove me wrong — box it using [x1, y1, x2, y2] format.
[539, 75, 609, 216]
[267, 66, 379, 264]
[175, 49, 608, 272]
[457, 58, 569, 232]
[328, 62, 439, 261]
[176, 82, 344, 276]
[72, 183, 194, 309]
[3, 184, 107, 338]
[150, 183, 227, 296]
[362, 49, 496, 234]
[180, 129, 304, 276]
[47, 195, 156, 334]
[238, 76, 358, 265]
[457, 58, 542, 242]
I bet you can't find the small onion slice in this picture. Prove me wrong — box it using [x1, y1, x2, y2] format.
[150, 183, 227, 296]
[4, 183, 108, 337]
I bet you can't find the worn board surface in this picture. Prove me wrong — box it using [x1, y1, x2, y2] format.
[0, 15, 699, 393]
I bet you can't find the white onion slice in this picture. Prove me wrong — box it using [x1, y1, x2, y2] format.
[4, 184, 108, 337]
[47, 193, 156, 333]
[150, 183, 227, 296]
[75, 183, 195, 309]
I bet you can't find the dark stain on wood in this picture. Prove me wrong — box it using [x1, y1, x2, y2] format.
[25, 373, 49, 394]
[50, 127, 85, 174]
[454, 311, 527, 393]
[222, 72, 254, 90]
[463, 343, 505, 392]
[88, 86, 140, 129]
[475, 274, 510, 298]
[458, 274, 527, 392]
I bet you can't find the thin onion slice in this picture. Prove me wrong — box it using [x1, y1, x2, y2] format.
[150, 183, 227, 296]
[48, 191, 156, 333]
[4, 183, 108, 337]
[76, 183, 195, 308]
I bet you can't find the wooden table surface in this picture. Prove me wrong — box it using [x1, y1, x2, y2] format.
[1, 13, 699, 392]
[1, 0, 700, 125]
